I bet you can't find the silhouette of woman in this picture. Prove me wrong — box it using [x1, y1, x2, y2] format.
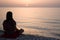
[3, 11, 24, 34]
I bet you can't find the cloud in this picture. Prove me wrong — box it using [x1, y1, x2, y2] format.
[0, 0, 60, 7]
[29, 0, 60, 7]
[0, 4, 25, 7]
[29, 3, 60, 7]
[0, 0, 26, 7]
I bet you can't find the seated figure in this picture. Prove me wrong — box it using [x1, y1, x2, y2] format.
[3, 11, 24, 35]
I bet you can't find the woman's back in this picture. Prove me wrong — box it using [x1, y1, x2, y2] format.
[3, 11, 16, 34]
[3, 19, 16, 31]
[3, 11, 24, 35]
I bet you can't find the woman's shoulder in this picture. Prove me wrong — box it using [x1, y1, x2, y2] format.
[3, 20, 6, 22]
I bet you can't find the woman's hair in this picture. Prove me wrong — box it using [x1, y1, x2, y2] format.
[6, 11, 13, 20]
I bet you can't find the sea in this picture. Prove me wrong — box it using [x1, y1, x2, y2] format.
[0, 7, 60, 39]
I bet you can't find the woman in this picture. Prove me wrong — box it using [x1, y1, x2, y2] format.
[3, 11, 24, 35]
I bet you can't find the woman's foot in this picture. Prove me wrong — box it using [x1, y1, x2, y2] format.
[16, 29, 24, 35]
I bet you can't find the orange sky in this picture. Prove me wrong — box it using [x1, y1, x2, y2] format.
[0, 0, 60, 7]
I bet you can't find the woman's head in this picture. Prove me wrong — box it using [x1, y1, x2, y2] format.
[6, 11, 13, 20]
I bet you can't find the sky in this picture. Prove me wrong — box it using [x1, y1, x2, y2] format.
[0, 0, 60, 7]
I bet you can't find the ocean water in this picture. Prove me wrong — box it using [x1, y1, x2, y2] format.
[0, 7, 60, 39]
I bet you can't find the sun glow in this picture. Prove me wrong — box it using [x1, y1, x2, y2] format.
[21, 0, 32, 6]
